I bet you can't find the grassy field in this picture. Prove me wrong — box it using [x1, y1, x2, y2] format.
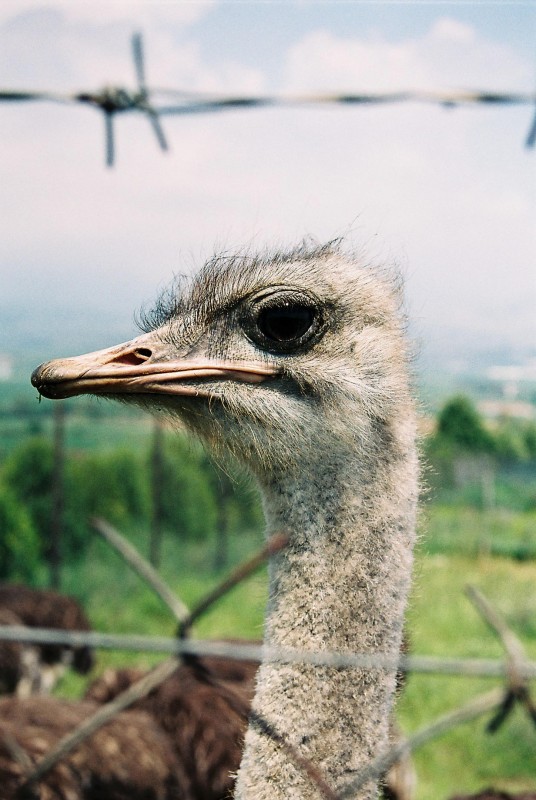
[48, 510, 536, 800]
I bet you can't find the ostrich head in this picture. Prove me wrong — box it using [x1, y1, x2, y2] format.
[32, 243, 409, 486]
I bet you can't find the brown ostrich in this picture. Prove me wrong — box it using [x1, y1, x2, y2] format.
[0, 584, 94, 690]
[0, 607, 40, 696]
[32, 243, 419, 799]
[0, 695, 181, 799]
[84, 652, 259, 800]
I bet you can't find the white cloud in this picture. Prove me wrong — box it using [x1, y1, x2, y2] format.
[284, 18, 533, 93]
[430, 18, 476, 45]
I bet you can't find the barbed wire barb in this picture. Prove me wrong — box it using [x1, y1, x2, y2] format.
[465, 584, 536, 732]
[14, 528, 298, 795]
[0, 559, 533, 796]
[131, 31, 168, 155]
[339, 687, 506, 799]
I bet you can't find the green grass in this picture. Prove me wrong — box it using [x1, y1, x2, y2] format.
[403, 554, 536, 799]
[419, 504, 536, 561]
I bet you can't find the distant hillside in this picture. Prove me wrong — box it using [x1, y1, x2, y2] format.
[2, 302, 535, 406]
[1, 303, 140, 378]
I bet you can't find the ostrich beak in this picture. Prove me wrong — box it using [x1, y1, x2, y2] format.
[31, 335, 278, 401]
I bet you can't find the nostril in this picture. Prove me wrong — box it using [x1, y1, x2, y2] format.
[135, 348, 152, 360]
[113, 348, 152, 366]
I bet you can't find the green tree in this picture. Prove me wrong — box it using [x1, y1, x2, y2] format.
[425, 396, 495, 497]
[200, 454, 263, 570]
[436, 395, 495, 453]
[154, 434, 217, 541]
[2, 437, 53, 562]
[66, 449, 150, 557]
[0, 482, 40, 580]
[2, 437, 151, 564]
[525, 422, 536, 459]
[494, 418, 531, 462]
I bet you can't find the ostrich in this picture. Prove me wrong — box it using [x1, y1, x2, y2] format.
[84, 653, 259, 800]
[32, 242, 419, 800]
[0, 607, 40, 697]
[0, 584, 94, 691]
[0, 695, 181, 799]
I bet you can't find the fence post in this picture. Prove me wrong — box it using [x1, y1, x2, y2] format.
[149, 419, 165, 568]
[50, 403, 65, 588]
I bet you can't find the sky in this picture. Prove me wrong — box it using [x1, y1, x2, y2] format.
[0, 1, 535, 372]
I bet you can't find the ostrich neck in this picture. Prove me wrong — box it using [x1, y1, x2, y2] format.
[235, 428, 417, 800]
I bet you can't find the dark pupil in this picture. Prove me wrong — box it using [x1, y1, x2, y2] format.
[258, 305, 315, 342]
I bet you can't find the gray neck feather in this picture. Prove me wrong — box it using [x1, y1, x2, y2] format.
[234, 415, 418, 800]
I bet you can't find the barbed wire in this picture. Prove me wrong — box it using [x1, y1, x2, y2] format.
[1, 626, 536, 681]
[1, 32, 535, 166]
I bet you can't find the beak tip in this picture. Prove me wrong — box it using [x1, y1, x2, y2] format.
[30, 362, 63, 399]
[30, 365, 45, 392]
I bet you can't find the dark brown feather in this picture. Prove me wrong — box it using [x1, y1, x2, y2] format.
[0, 695, 181, 800]
[85, 649, 259, 800]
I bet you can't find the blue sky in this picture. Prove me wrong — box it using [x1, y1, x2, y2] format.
[194, 3, 536, 79]
[0, 1, 534, 368]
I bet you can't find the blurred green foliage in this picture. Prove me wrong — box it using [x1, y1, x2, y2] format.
[0, 389, 535, 581]
[0, 426, 263, 580]
[0, 482, 40, 580]
[436, 395, 495, 453]
[425, 395, 536, 514]
[2, 438, 54, 564]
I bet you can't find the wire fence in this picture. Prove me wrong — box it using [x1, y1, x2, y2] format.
[0, 626, 535, 682]
[2, 32, 535, 165]
[0, 518, 534, 799]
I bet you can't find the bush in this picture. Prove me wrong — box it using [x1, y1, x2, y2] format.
[152, 435, 217, 540]
[2, 437, 152, 564]
[494, 418, 536, 463]
[2, 436, 53, 561]
[65, 449, 151, 558]
[0, 482, 40, 580]
[0, 428, 264, 579]
[436, 395, 495, 453]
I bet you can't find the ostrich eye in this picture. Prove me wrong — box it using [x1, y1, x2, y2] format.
[243, 289, 324, 353]
[258, 305, 315, 343]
